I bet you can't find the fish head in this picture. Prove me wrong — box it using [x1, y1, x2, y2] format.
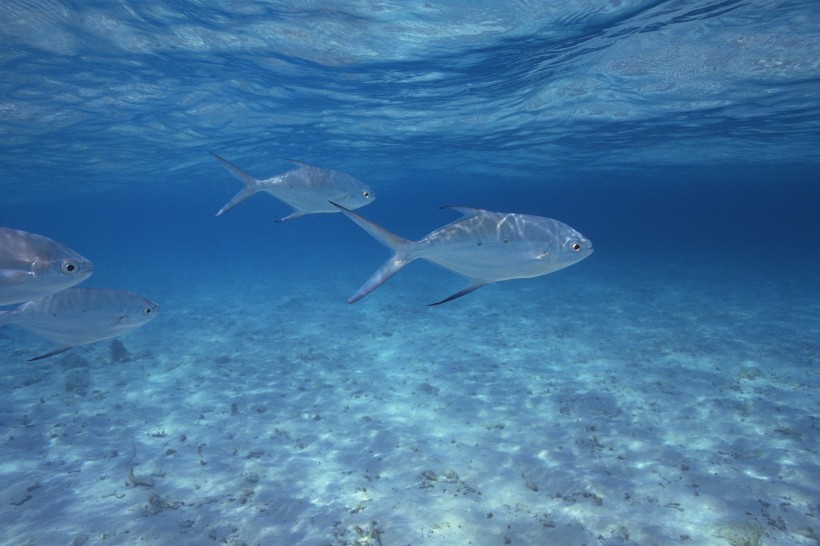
[335, 185, 376, 210]
[532, 227, 593, 270]
[34, 255, 94, 289]
[132, 298, 160, 326]
[115, 297, 160, 332]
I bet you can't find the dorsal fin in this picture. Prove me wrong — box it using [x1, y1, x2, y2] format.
[440, 206, 486, 219]
[286, 159, 318, 168]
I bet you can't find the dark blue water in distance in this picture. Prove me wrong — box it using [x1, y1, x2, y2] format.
[1, 2, 818, 545]
[3, 165, 815, 301]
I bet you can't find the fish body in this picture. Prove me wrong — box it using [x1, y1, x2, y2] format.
[0, 228, 93, 306]
[0, 287, 159, 360]
[211, 152, 375, 221]
[333, 204, 593, 305]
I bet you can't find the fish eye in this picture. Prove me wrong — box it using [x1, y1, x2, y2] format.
[144, 307, 153, 315]
[61, 261, 79, 274]
[362, 191, 371, 199]
[570, 242, 582, 252]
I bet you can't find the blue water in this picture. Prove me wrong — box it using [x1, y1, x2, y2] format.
[1, 2, 819, 545]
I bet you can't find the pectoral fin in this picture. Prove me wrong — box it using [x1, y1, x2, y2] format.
[0, 269, 30, 284]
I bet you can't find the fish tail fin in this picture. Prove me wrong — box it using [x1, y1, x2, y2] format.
[0, 310, 9, 326]
[211, 152, 261, 216]
[347, 254, 411, 303]
[330, 202, 416, 303]
[330, 202, 410, 251]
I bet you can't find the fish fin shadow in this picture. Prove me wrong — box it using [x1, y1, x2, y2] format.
[428, 282, 487, 306]
[29, 346, 73, 362]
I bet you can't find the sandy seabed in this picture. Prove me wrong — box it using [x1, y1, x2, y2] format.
[1, 260, 817, 546]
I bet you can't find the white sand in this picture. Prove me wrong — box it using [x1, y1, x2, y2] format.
[0, 260, 817, 546]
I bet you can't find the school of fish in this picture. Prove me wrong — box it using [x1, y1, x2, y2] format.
[0, 228, 159, 360]
[0, 152, 592, 360]
[211, 153, 592, 304]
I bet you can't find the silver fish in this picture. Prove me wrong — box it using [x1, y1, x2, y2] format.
[0, 228, 93, 306]
[211, 152, 375, 221]
[332, 203, 593, 305]
[0, 287, 159, 361]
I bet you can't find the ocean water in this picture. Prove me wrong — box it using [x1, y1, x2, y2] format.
[1, 1, 819, 545]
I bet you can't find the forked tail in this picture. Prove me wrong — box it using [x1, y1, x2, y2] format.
[211, 152, 261, 216]
[330, 202, 416, 303]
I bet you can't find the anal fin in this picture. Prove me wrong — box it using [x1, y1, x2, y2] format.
[275, 210, 308, 222]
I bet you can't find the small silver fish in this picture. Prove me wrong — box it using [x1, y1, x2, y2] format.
[0, 228, 93, 306]
[332, 203, 593, 305]
[0, 287, 159, 361]
[211, 152, 375, 221]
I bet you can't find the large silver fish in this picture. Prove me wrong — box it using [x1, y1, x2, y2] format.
[211, 152, 375, 221]
[0, 287, 159, 361]
[0, 228, 93, 306]
[332, 203, 593, 305]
